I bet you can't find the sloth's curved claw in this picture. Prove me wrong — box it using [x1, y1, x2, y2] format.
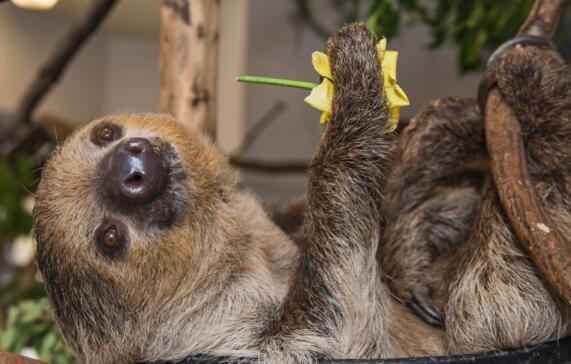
[409, 289, 443, 328]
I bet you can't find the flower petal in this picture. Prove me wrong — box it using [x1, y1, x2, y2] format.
[320, 111, 331, 124]
[376, 37, 387, 59]
[393, 84, 410, 106]
[389, 108, 400, 131]
[304, 78, 333, 113]
[386, 84, 410, 108]
[311, 51, 332, 79]
[306, 37, 409, 128]
[382, 50, 398, 83]
[376, 37, 410, 128]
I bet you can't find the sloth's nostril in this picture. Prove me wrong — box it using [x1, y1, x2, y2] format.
[125, 172, 144, 185]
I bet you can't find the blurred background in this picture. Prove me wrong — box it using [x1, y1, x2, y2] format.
[0, 0, 565, 361]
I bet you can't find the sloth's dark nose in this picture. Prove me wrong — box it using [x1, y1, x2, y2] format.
[103, 138, 167, 204]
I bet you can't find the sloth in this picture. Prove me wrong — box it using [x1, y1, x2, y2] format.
[33, 24, 444, 363]
[33, 22, 571, 363]
[381, 44, 571, 352]
[266, 34, 571, 355]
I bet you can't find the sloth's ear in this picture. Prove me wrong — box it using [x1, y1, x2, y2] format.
[218, 188, 228, 203]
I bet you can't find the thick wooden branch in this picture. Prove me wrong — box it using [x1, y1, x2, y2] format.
[159, 0, 220, 139]
[485, 0, 571, 305]
[518, 0, 567, 38]
[0, 352, 46, 364]
[486, 91, 571, 305]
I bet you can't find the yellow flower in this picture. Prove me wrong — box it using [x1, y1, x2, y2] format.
[377, 38, 410, 129]
[304, 37, 409, 130]
[311, 51, 332, 80]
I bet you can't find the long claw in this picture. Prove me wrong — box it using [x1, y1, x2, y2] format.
[409, 290, 443, 328]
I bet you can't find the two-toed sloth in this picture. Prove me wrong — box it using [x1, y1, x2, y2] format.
[33, 23, 570, 363]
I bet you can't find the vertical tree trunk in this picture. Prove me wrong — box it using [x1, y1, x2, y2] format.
[159, 0, 220, 140]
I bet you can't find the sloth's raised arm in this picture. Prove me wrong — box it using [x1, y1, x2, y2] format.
[261, 23, 396, 361]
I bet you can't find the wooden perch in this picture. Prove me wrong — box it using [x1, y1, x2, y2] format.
[518, 0, 567, 38]
[484, 0, 571, 305]
[159, 0, 220, 140]
[0, 352, 46, 364]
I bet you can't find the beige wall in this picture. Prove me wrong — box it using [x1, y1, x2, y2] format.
[101, 35, 160, 115]
[217, 0, 249, 154]
[240, 0, 483, 202]
[0, 0, 248, 133]
[0, 5, 106, 123]
[0, 0, 483, 203]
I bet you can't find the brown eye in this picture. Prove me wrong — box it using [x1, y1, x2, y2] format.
[98, 126, 114, 142]
[103, 227, 118, 248]
[91, 122, 121, 147]
[96, 219, 127, 258]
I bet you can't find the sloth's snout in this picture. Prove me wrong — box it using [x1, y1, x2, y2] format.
[102, 138, 167, 204]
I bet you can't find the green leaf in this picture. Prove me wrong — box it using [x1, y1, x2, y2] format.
[19, 301, 44, 324]
[293, 0, 536, 73]
[0, 325, 17, 349]
[0, 298, 78, 363]
[39, 331, 58, 360]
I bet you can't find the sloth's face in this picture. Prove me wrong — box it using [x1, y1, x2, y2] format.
[35, 112, 232, 258]
[33, 114, 236, 352]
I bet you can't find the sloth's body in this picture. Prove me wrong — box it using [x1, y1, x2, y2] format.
[33, 25, 443, 363]
[33, 24, 570, 364]
[382, 46, 571, 352]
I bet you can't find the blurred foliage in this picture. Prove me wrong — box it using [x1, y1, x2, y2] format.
[0, 156, 34, 239]
[0, 299, 77, 364]
[1, 279, 48, 323]
[293, 0, 537, 72]
[0, 155, 77, 362]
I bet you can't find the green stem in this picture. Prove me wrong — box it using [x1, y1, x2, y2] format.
[237, 75, 319, 90]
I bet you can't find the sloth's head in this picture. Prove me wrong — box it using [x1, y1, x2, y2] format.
[33, 113, 238, 361]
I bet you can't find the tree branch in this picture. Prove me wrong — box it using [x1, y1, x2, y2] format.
[0, 352, 46, 364]
[233, 101, 286, 157]
[159, 0, 220, 139]
[518, 0, 567, 38]
[485, 0, 571, 305]
[227, 116, 418, 174]
[2, 0, 118, 144]
[229, 156, 308, 173]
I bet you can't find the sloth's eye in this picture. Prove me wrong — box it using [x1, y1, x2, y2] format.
[96, 219, 127, 258]
[91, 123, 122, 146]
[103, 227, 119, 248]
[98, 127, 114, 142]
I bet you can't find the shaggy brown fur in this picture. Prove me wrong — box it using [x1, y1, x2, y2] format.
[381, 98, 486, 327]
[33, 24, 444, 364]
[444, 45, 571, 353]
[382, 45, 571, 353]
[34, 23, 571, 363]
